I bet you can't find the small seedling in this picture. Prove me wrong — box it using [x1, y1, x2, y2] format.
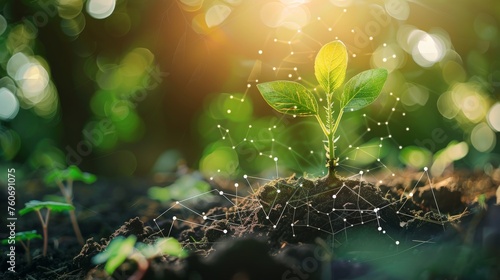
[1, 230, 41, 265]
[92, 235, 186, 280]
[19, 200, 74, 256]
[257, 40, 388, 181]
[45, 165, 96, 245]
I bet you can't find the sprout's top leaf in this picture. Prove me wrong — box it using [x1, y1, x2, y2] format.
[256, 81, 318, 116]
[19, 200, 75, 216]
[92, 235, 137, 275]
[340, 68, 388, 112]
[314, 40, 348, 94]
[156, 237, 187, 258]
[44, 165, 97, 185]
[1, 230, 42, 245]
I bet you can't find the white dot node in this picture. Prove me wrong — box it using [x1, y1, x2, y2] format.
[219, 191, 224, 195]
[223, 229, 228, 234]
[273, 225, 277, 228]
[343, 218, 347, 222]
[383, 58, 387, 62]
[332, 208, 335, 211]
[367, 128, 371, 132]
[234, 183, 239, 188]
[247, 84, 251, 88]
[351, 29, 355, 33]
[396, 241, 400, 245]
[173, 216, 177, 220]
[310, 150, 314, 154]
[258, 50, 263, 54]
[175, 201, 179, 204]
[217, 125, 221, 128]
[424, 167, 428, 171]
[266, 216, 269, 219]
[293, 67, 298, 71]
[288, 41, 291, 45]
[352, 54, 357, 58]
[274, 157, 278, 162]
[359, 171, 364, 175]
[290, 51, 294, 55]
[243, 174, 248, 179]
[210, 177, 214, 180]
[272, 67, 277, 71]
[277, 189, 281, 193]
[227, 109, 231, 114]
[392, 54, 396, 58]
[343, 8, 347, 12]
[288, 147, 292, 150]
[383, 43, 387, 47]
[291, 223, 294, 226]
[274, 38, 277, 42]
[378, 227, 382, 231]
[297, 29, 301, 33]
[328, 27, 332, 31]
[373, 208, 378, 213]
[369, 36, 373, 40]
[288, 74, 293, 78]
[406, 127, 410, 131]
[409, 192, 413, 197]
[383, 230, 386, 234]
[203, 215, 207, 220]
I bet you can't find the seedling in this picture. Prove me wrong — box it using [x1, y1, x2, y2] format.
[19, 200, 74, 256]
[92, 235, 186, 280]
[1, 230, 41, 265]
[257, 40, 388, 181]
[45, 165, 96, 245]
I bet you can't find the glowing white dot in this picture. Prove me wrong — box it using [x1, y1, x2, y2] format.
[274, 157, 278, 162]
[409, 192, 414, 197]
[369, 36, 373, 40]
[223, 229, 227, 234]
[383, 58, 387, 62]
[396, 241, 400, 245]
[243, 174, 248, 179]
[172, 216, 177, 220]
[343, 218, 347, 222]
[277, 189, 281, 193]
[175, 201, 179, 204]
[359, 171, 364, 175]
[203, 216, 207, 220]
[234, 183, 239, 188]
[266, 216, 269, 219]
[247, 84, 251, 88]
[219, 191, 224, 195]
[258, 50, 263, 55]
[424, 167, 428, 171]
[378, 227, 382, 231]
[273, 225, 277, 228]
[227, 109, 231, 114]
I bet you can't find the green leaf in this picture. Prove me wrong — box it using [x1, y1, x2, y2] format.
[1, 230, 42, 245]
[314, 40, 348, 94]
[44, 165, 97, 185]
[19, 200, 75, 216]
[92, 235, 137, 275]
[256, 81, 318, 116]
[341, 68, 388, 112]
[156, 237, 187, 258]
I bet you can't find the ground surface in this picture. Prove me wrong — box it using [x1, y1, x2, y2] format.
[1, 169, 499, 279]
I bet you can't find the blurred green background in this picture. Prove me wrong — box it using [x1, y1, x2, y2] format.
[0, 0, 499, 180]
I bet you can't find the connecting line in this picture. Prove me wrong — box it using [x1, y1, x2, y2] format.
[425, 170, 446, 231]
[275, 186, 301, 226]
[397, 171, 425, 212]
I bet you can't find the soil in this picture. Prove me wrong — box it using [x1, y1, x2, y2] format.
[1, 169, 499, 280]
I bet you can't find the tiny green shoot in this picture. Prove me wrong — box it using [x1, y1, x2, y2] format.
[257, 40, 388, 180]
[19, 200, 74, 256]
[44, 165, 96, 245]
[92, 235, 186, 280]
[1, 230, 41, 265]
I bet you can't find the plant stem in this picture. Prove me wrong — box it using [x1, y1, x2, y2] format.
[19, 240, 31, 265]
[58, 179, 84, 245]
[36, 209, 50, 257]
[325, 93, 336, 177]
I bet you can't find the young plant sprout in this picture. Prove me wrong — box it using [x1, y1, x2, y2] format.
[19, 200, 75, 257]
[257, 40, 388, 181]
[92, 235, 186, 280]
[1, 230, 41, 265]
[44, 165, 97, 245]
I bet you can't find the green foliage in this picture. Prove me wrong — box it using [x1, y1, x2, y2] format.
[44, 165, 97, 185]
[148, 174, 211, 202]
[19, 200, 74, 216]
[314, 41, 348, 94]
[341, 69, 388, 112]
[92, 235, 186, 275]
[256, 81, 318, 116]
[257, 40, 388, 176]
[1, 230, 41, 245]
